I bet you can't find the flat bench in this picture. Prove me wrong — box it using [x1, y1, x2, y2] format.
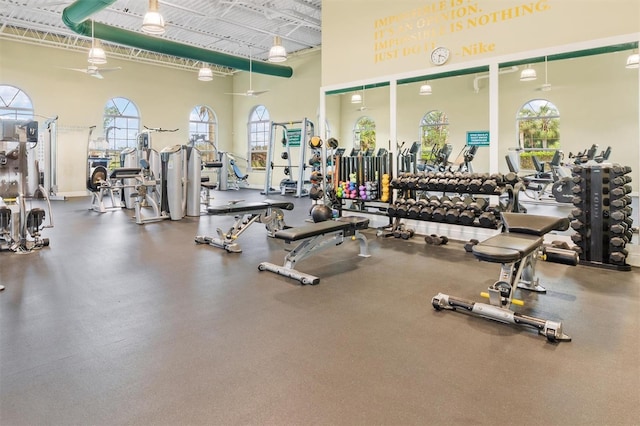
[432, 212, 577, 343]
[195, 199, 294, 253]
[258, 216, 370, 285]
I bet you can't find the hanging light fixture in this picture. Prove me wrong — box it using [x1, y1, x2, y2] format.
[520, 64, 537, 81]
[88, 19, 107, 65]
[419, 82, 432, 95]
[351, 93, 362, 104]
[268, 36, 287, 63]
[625, 51, 639, 69]
[198, 65, 213, 81]
[142, 0, 165, 35]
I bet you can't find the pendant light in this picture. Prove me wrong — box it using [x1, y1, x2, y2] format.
[142, 0, 165, 35]
[268, 36, 287, 63]
[419, 82, 432, 95]
[88, 19, 107, 65]
[198, 65, 213, 81]
[625, 51, 639, 69]
[350, 93, 362, 104]
[520, 64, 537, 81]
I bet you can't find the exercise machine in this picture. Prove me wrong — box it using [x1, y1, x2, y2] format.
[432, 212, 578, 342]
[262, 118, 314, 197]
[258, 216, 370, 285]
[0, 119, 54, 253]
[505, 150, 573, 204]
[195, 199, 294, 253]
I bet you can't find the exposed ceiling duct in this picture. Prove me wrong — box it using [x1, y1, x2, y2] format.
[61, 0, 293, 78]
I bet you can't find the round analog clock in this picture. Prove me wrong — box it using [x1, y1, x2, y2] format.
[430, 47, 450, 66]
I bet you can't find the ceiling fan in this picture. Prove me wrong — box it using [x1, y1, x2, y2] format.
[535, 56, 554, 92]
[65, 64, 122, 79]
[225, 48, 268, 96]
[354, 87, 373, 111]
[63, 19, 122, 79]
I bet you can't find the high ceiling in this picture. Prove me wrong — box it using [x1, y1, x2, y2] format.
[0, 0, 322, 75]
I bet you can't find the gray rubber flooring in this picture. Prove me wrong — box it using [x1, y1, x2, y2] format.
[1, 190, 639, 425]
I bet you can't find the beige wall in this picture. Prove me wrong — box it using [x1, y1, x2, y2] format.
[322, 0, 640, 86]
[230, 50, 322, 188]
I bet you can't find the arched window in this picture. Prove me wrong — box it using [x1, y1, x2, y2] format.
[103, 97, 140, 150]
[248, 105, 270, 170]
[0, 85, 34, 119]
[420, 110, 449, 161]
[189, 105, 218, 163]
[353, 116, 376, 153]
[517, 99, 560, 150]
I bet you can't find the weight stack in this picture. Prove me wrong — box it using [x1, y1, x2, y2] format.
[570, 163, 633, 271]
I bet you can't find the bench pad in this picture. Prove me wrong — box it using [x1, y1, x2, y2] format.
[274, 217, 369, 242]
[502, 213, 569, 236]
[207, 199, 294, 215]
[110, 167, 141, 178]
[274, 220, 350, 241]
[472, 233, 542, 263]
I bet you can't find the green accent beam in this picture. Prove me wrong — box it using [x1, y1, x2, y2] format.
[325, 82, 390, 96]
[500, 42, 638, 68]
[61, 0, 293, 78]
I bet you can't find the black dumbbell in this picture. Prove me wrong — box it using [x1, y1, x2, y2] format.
[456, 179, 470, 193]
[478, 211, 498, 228]
[610, 223, 629, 234]
[468, 178, 483, 192]
[481, 179, 498, 194]
[407, 200, 427, 219]
[401, 228, 415, 240]
[464, 239, 479, 252]
[419, 206, 434, 221]
[570, 220, 585, 231]
[445, 208, 461, 224]
[609, 252, 627, 265]
[610, 210, 628, 222]
[504, 172, 519, 185]
[467, 198, 488, 214]
[445, 178, 459, 192]
[441, 196, 459, 209]
[611, 165, 632, 175]
[459, 209, 476, 226]
[610, 237, 626, 248]
[425, 234, 449, 245]
[432, 207, 447, 222]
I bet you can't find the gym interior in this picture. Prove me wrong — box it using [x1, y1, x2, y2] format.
[1, 1, 639, 425]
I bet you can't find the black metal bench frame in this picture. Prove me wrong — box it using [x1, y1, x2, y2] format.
[258, 217, 371, 285]
[195, 199, 294, 253]
[432, 212, 575, 342]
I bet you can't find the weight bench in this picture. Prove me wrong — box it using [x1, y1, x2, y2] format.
[258, 216, 371, 285]
[195, 199, 294, 253]
[432, 212, 578, 342]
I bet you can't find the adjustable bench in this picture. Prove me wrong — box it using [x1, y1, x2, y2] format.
[432, 212, 578, 342]
[195, 199, 294, 253]
[258, 216, 371, 285]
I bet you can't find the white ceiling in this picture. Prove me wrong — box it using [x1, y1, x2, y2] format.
[0, 0, 322, 75]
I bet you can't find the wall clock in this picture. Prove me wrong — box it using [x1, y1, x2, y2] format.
[430, 47, 450, 66]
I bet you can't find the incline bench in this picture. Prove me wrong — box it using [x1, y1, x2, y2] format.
[195, 199, 294, 253]
[432, 212, 578, 343]
[258, 216, 371, 285]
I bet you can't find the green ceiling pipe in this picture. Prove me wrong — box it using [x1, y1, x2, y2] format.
[61, 0, 293, 78]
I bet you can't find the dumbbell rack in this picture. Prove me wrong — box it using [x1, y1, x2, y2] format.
[570, 163, 633, 271]
[335, 151, 393, 218]
[387, 171, 525, 233]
